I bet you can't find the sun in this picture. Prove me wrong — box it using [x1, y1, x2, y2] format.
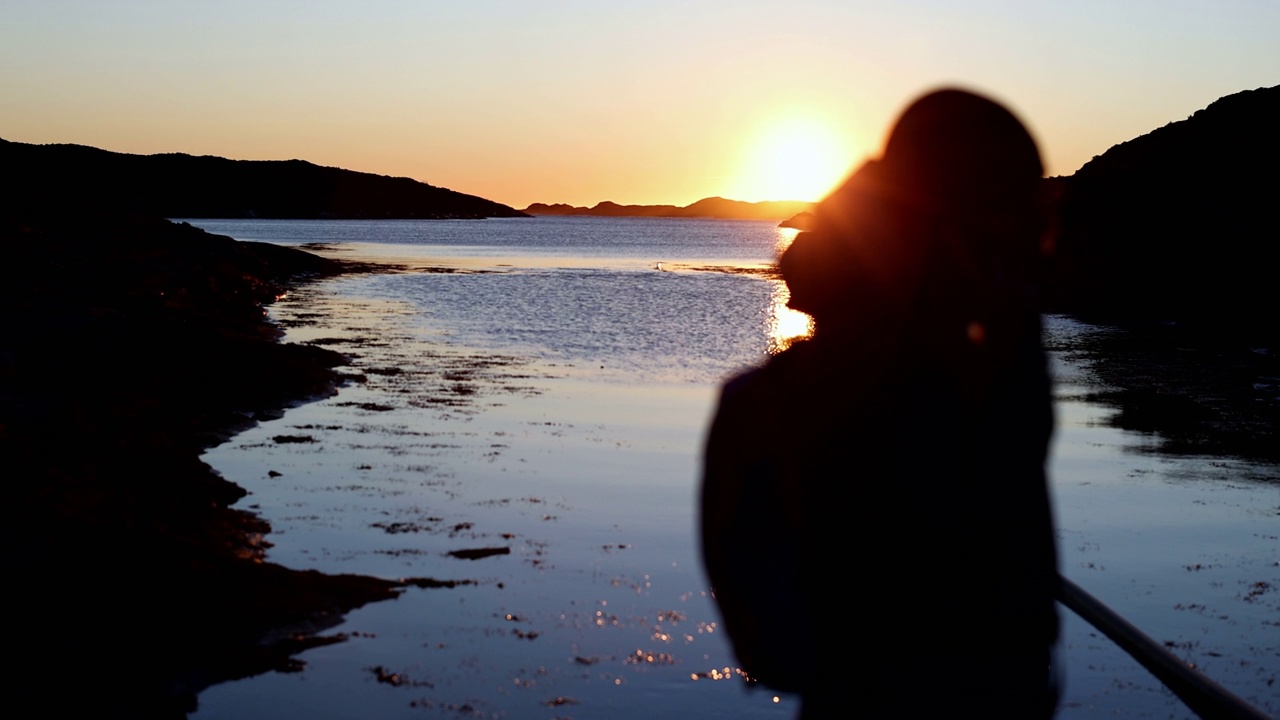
[732, 113, 858, 203]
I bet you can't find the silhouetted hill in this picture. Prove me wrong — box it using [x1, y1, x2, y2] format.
[0, 138, 528, 219]
[1050, 85, 1280, 339]
[525, 197, 812, 221]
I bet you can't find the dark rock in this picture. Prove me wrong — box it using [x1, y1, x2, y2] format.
[0, 207, 403, 717]
[1048, 84, 1280, 343]
[447, 546, 512, 560]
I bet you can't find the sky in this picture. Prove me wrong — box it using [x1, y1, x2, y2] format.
[1, 1, 1276, 209]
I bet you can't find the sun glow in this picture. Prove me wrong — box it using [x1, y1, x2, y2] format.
[732, 113, 858, 203]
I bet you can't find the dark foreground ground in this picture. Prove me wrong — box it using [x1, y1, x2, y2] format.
[0, 210, 411, 718]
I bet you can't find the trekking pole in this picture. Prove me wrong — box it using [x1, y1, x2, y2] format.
[1057, 574, 1270, 720]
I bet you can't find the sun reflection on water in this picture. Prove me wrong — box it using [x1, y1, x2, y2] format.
[768, 228, 813, 353]
[773, 227, 799, 256]
[768, 281, 813, 353]
[689, 666, 751, 681]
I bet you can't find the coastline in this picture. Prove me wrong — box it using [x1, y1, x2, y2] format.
[194, 243, 1279, 719]
[3, 208, 1274, 717]
[0, 210, 409, 717]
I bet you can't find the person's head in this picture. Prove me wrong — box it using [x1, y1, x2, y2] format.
[781, 88, 1046, 331]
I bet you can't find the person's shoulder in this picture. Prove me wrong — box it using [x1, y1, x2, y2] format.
[720, 366, 762, 398]
[718, 341, 814, 403]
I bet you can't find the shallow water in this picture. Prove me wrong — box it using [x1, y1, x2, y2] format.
[198, 285, 787, 719]
[1046, 318, 1279, 717]
[190, 218, 1278, 718]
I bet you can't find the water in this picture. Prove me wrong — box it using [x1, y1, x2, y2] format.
[187, 217, 1278, 719]
[189, 216, 790, 261]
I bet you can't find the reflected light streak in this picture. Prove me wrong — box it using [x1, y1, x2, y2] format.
[768, 227, 814, 353]
[774, 227, 800, 257]
[768, 280, 813, 354]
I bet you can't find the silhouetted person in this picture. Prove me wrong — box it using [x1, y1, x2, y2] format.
[701, 88, 1060, 718]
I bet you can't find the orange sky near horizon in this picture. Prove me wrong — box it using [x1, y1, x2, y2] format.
[1, 2, 1276, 210]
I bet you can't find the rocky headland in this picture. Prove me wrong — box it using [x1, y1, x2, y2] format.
[1043, 86, 1280, 462]
[1048, 84, 1279, 340]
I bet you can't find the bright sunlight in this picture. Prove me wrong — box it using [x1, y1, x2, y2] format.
[730, 112, 859, 203]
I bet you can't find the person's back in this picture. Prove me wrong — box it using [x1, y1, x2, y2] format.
[701, 88, 1060, 718]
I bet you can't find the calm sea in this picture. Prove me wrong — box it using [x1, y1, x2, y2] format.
[186, 217, 1278, 719]
[188, 216, 804, 383]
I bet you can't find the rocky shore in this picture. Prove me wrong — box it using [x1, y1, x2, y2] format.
[0, 210, 407, 717]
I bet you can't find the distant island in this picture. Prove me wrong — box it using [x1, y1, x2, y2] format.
[525, 196, 814, 221]
[0, 138, 528, 220]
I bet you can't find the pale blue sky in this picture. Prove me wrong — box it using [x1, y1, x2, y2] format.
[1, 1, 1275, 206]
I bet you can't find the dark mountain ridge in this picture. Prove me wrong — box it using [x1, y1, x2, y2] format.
[525, 196, 813, 221]
[0, 138, 528, 219]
